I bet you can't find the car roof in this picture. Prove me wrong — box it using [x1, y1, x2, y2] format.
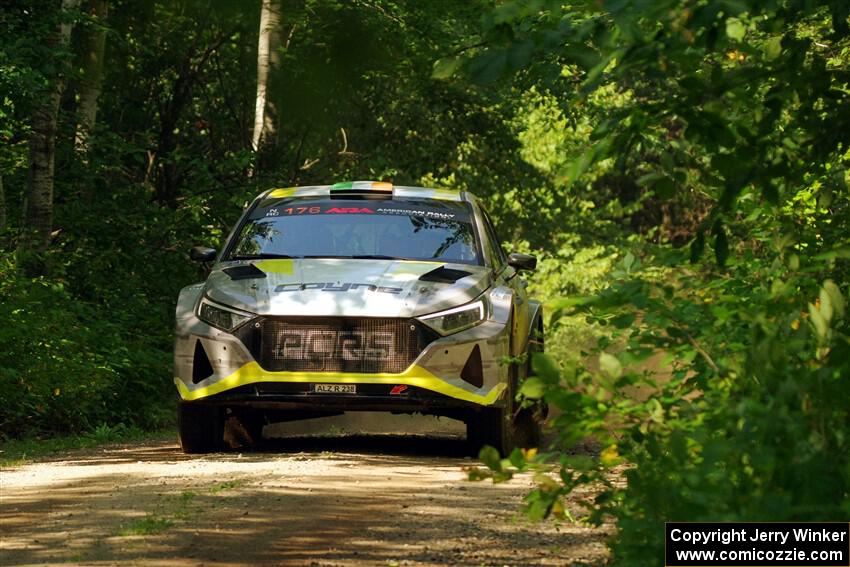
[260, 181, 472, 203]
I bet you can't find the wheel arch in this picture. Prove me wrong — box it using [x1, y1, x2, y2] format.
[517, 299, 544, 355]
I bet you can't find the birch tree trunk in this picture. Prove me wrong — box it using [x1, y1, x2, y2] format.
[18, 0, 79, 255]
[251, 0, 282, 154]
[74, 0, 108, 154]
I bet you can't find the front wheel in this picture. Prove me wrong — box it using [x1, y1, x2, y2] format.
[466, 403, 542, 457]
[178, 402, 224, 453]
[466, 405, 512, 457]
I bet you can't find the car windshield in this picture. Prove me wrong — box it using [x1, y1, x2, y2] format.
[227, 198, 481, 264]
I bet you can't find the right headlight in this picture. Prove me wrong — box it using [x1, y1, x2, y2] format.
[419, 299, 486, 336]
[197, 298, 253, 331]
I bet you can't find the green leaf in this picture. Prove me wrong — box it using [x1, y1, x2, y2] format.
[526, 497, 550, 521]
[599, 352, 622, 379]
[468, 51, 507, 84]
[519, 376, 546, 399]
[582, 49, 624, 91]
[611, 313, 636, 329]
[813, 248, 850, 261]
[636, 172, 664, 186]
[562, 454, 594, 471]
[508, 447, 526, 468]
[726, 18, 746, 41]
[822, 280, 845, 319]
[479, 445, 502, 470]
[531, 352, 561, 383]
[431, 56, 462, 80]
[763, 36, 782, 60]
[507, 40, 534, 71]
[819, 286, 834, 323]
[808, 302, 828, 339]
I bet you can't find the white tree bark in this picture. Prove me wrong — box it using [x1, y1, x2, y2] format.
[74, 0, 108, 153]
[19, 0, 79, 254]
[251, 0, 282, 153]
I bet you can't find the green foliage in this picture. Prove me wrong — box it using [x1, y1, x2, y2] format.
[475, 259, 850, 561]
[3, 2, 849, 564]
[0, 178, 209, 437]
[0, 426, 172, 467]
[0, 255, 173, 437]
[455, 1, 850, 564]
[117, 515, 173, 536]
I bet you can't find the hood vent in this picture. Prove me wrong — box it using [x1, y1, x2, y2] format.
[223, 264, 267, 280]
[192, 340, 215, 384]
[419, 266, 472, 284]
[460, 344, 483, 388]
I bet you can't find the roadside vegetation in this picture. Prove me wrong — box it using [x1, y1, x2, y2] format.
[1, 0, 848, 564]
[0, 424, 173, 467]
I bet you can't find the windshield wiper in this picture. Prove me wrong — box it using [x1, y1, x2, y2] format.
[349, 254, 414, 260]
[299, 254, 417, 260]
[229, 253, 299, 260]
[294, 254, 399, 260]
[232, 254, 416, 261]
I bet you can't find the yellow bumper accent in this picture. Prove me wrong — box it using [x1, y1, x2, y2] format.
[175, 362, 505, 406]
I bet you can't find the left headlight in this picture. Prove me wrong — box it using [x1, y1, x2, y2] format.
[197, 298, 253, 331]
[419, 299, 486, 336]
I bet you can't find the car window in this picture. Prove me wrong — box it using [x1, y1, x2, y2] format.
[480, 207, 507, 269]
[227, 198, 481, 265]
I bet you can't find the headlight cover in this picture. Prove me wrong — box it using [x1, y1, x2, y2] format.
[197, 298, 253, 331]
[419, 300, 486, 336]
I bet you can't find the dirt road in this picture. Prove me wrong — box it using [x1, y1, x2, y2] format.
[1, 415, 610, 566]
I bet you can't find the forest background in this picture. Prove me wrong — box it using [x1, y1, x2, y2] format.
[1, 1, 848, 564]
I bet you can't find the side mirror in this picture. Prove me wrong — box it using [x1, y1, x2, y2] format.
[507, 252, 536, 272]
[190, 246, 217, 263]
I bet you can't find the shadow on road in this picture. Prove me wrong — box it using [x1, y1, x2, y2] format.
[255, 432, 469, 458]
[1, 416, 611, 566]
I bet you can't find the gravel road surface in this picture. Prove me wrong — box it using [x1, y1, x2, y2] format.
[1, 414, 611, 566]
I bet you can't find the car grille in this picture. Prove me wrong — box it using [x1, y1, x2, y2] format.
[253, 317, 430, 374]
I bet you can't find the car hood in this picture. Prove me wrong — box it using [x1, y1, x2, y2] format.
[203, 259, 492, 318]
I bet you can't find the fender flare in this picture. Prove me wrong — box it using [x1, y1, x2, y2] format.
[518, 299, 544, 355]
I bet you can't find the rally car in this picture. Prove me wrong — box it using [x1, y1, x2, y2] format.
[174, 181, 544, 454]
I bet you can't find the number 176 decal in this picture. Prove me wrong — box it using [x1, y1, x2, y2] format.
[266, 206, 373, 216]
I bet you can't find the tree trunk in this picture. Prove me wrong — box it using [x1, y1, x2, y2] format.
[251, 0, 282, 155]
[74, 0, 108, 154]
[18, 0, 78, 256]
[152, 31, 231, 205]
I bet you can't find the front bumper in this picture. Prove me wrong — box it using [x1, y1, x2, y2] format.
[185, 382, 485, 414]
[174, 317, 512, 408]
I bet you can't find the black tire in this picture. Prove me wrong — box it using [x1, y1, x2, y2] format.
[467, 318, 547, 457]
[513, 337, 546, 449]
[512, 405, 543, 449]
[178, 402, 224, 453]
[466, 399, 542, 457]
[235, 410, 266, 446]
[467, 405, 513, 457]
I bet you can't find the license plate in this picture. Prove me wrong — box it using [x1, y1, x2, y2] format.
[312, 383, 356, 394]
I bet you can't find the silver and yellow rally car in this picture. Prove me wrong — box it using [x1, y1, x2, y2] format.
[175, 181, 544, 454]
